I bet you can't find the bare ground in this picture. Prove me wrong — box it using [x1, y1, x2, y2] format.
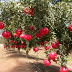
[0, 44, 72, 72]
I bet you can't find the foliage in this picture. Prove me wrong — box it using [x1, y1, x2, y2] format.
[0, 0, 72, 68]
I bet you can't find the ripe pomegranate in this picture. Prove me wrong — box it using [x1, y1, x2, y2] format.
[20, 45, 24, 48]
[11, 44, 15, 48]
[44, 41, 47, 43]
[16, 3, 21, 5]
[55, 40, 59, 47]
[29, 25, 34, 30]
[20, 34, 25, 39]
[13, 33, 18, 37]
[40, 42, 44, 45]
[21, 41, 24, 45]
[9, 40, 15, 43]
[15, 29, 23, 35]
[0, 21, 4, 29]
[24, 7, 33, 15]
[60, 67, 69, 72]
[24, 34, 32, 42]
[68, 24, 72, 31]
[44, 59, 51, 66]
[18, 45, 20, 48]
[49, 52, 57, 60]
[33, 47, 39, 52]
[45, 46, 51, 50]
[51, 40, 59, 49]
[15, 41, 18, 43]
[40, 27, 49, 35]
[2, 31, 11, 39]
[35, 32, 42, 39]
[24, 45, 26, 48]
[15, 45, 17, 48]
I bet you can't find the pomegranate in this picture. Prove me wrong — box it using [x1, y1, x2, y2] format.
[60, 67, 69, 72]
[20, 34, 25, 39]
[51, 40, 59, 49]
[20, 45, 24, 48]
[15, 29, 23, 35]
[0, 21, 4, 29]
[24, 45, 26, 48]
[24, 7, 33, 15]
[2, 31, 11, 39]
[35, 32, 42, 39]
[29, 25, 34, 30]
[16, 3, 21, 5]
[49, 52, 57, 60]
[9, 40, 15, 43]
[44, 59, 51, 66]
[13, 33, 18, 37]
[15, 45, 17, 48]
[40, 27, 49, 35]
[21, 41, 24, 45]
[33, 47, 39, 52]
[44, 41, 47, 43]
[68, 24, 72, 31]
[24, 34, 32, 42]
[45, 46, 51, 50]
[40, 42, 44, 45]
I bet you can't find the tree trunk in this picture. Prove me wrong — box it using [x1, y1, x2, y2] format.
[18, 48, 20, 53]
[26, 50, 29, 58]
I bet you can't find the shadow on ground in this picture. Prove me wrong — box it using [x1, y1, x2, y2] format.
[7, 52, 72, 72]
[8, 61, 72, 72]
[7, 51, 44, 61]
[30, 62, 72, 72]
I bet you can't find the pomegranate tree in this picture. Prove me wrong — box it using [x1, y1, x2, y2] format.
[0, 0, 72, 71]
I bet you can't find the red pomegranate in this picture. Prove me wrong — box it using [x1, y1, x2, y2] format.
[35, 32, 42, 39]
[44, 59, 51, 66]
[49, 52, 57, 60]
[33, 47, 39, 52]
[24, 7, 33, 15]
[24, 34, 32, 42]
[15, 45, 17, 48]
[13, 33, 18, 37]
[45, 46, 51, 50]
[2, 31, 11, 39]
[16, 3, 21, 5]
[40, 27, 49, 35]
[68, 24, 72, 31]
[20, 34, 25, 39]
[18, 45, 20, 48]
[11, 44, 15, 48]
[20, 45, 24, 48]
[60, 67, 69, 72]
[44, 41, 47, 43]
[15, 29, 23, 35]
[51, 40, 59, 49]
[29, 25, 34, 30]
[15, 41, 18, 43]
[40, 42, 44, 45]
[9, 40, 15, 44]
[21, 41, 24, 45]
[0, 21, 4, 29]
[24, 45, 26, 48]
[55, 40, 59, 47]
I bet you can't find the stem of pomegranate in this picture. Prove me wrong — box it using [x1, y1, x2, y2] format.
[26, 41, 29, 58]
